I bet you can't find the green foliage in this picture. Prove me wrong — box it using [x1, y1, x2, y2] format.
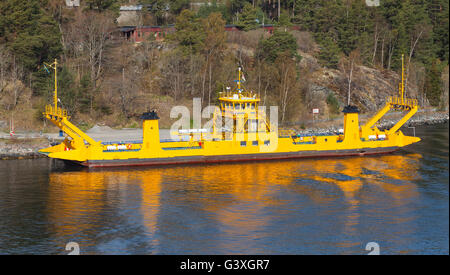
[277, 11, 292, 27]
[78, 74, 93, 114]
[428, 0, 449, 62]
[32, 69, 52, 97]
[258, 30, 298, 63]
[142, 0, 169, 25]
[229, 0, 252, 15]
[293, 0, 321, 31]
[85, 0, 120, 12]
[317, 36, 341, 69]
[326, 93, 340, 114]
[0, 0, 62, 71]
[236, 3, 259, 31]
[293, 0, 448, 71]
[197, 0, 231, 23]
[58, 66, 78, 116]
[169, 9, 205, 55]
[424, 59, 443, 106]
[170, 0, 191, 15]
[336, 1, 370, 56]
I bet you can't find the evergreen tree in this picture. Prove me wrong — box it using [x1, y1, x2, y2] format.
[58, 66, 77, 116]
[169, 9, 205, 55]
[236, 3, 259, 31]
[277, 10, 292, 27]
[0, 0, 62, 71]
[428, 0, 449, 62]
[143, 0, 169, 25]
[197, 0, 231, 23]
[229, 0, 252, 15]
[258, 30, 298, 63]
[424, 59, 443, 106]
[170, 0, 191, 15]
[317, 36, 341, 69]
[78, 74, 93, 114]
[293, 0, 322, 32]
[85, 0, 120, 11]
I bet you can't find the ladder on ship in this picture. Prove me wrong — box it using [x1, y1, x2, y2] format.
[362, 54, 419, 136]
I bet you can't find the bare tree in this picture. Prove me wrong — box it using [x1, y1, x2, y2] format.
[340, 50, 361, 106]
[65, 10, 115, 113]
[161, 52, 186, 101]
[405, 25, 430, 98]
[201, 13, 226, 107]
[274, 53, 297, 124]
[0, 48, 27, 112]
[386, 29, 397, 70]
[0, 46, 12, 92]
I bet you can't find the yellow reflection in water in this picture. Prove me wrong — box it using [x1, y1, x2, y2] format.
[47, 152, 422, 252]
[47, 172, 108, 236]
[47, 169, 162, 251]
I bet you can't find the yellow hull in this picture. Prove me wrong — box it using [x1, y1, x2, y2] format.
[40, 126, 420, 168]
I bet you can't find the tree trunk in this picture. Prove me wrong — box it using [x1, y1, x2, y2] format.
[278, 0, 281, 20]
[381, 34, 385, 68]
[347, 61, 354, 106]
[208, 58, 212, 107]
[372, 23, 379, 65]
[405, 30, 424, 98]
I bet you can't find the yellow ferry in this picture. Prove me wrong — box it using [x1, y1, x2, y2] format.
[39, 56, 420, 168]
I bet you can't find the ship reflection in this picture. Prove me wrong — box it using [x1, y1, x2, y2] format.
[47, 153, 422, 254]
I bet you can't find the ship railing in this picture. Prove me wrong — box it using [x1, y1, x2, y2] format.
[387, 96, 418, 108]
[219, 91, 260, 100]
[44, 105, 68, 118]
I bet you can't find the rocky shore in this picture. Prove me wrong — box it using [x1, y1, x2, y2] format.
[0, 139, 51, 160]
[0, 111, 448, 160]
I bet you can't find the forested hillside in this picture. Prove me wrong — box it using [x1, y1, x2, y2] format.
[0, 0, 448, 130]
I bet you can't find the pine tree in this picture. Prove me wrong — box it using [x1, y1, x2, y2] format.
[236, 3, 259, 31]
[293, 0, 322, 32]
[317, 36, 341, 69]
[58, 66, 77, 116]
[0, 0, 62, 71]
[170, 9, 205, 55]
[258, 30, 298, 63]
[424, 59, 443, 106]
[78, 74, 93, 114]
[85, 0, 119, 12]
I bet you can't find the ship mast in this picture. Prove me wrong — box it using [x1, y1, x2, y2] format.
[401, 54, 405, 104]
[44, 59, 58, 111]
[238, 67, 242, 92]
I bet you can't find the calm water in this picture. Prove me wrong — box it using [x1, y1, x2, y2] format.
[0, 124, 448, 255]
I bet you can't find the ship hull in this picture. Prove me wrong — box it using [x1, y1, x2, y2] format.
[77, 146, 399, 168]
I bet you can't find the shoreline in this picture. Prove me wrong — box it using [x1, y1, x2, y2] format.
[1, 111, 448, 160]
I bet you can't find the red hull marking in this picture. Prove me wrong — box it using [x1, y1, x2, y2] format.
[82, 149, 398, 168]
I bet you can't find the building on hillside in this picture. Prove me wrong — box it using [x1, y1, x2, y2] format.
[262, 24, 274, 33]
[120, 25, 176, 43]
[225, 24, 239, 32]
